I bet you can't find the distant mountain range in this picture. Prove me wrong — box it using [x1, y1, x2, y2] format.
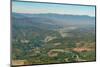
[12, 13, 95, 30]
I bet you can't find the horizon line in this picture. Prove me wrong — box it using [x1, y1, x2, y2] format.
[12, 12, 95, 17]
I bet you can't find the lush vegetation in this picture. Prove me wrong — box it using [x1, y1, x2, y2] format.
[12, 13, 96, 65]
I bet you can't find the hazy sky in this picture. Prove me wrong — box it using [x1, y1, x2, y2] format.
[12, 1, 95, 17]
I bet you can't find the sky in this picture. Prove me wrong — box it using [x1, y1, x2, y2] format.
[12, 1, 95, 17]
